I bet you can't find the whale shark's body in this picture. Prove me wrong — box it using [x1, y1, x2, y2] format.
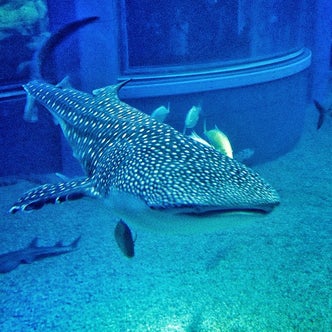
[10, 80, 279, 234]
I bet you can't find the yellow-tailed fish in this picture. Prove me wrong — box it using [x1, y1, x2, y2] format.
[204, 121, 233, 158]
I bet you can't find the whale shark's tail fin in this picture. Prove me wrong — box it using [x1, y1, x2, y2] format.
[36, 16, 99, 82]
[24, 16, 99, 122]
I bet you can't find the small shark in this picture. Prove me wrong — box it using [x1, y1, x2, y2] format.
[0, 236, 80, 273]
[10, 80, 280, 234]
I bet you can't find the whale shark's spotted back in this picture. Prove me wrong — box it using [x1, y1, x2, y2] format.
[10, 80, 279, 228]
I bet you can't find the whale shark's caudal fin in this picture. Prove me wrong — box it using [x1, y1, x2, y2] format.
[24, 16, 99, 123]
[9, 178, 96, 214]
[37, 16, 99, 82]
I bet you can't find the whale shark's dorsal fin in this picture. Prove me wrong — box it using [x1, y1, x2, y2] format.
[92, 80, 131, 99]
[56, 76, 72, 89]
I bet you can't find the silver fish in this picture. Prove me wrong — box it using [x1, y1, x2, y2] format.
[10, 80, 280, 234]
[183, 105, 201, 134]
[151, 103, 170, 123]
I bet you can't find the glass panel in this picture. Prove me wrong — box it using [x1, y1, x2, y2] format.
[0, 0, 49, 85]
[120, 0, 306, 74]
[0, 97, 62, 176]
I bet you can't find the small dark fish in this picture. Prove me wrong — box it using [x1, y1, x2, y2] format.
[0, 236, 80, 273]
[313, 99, 332, 130]
[114, 220, 136, 258]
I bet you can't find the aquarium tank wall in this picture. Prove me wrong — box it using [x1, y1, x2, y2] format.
[0, 0, 330, 176]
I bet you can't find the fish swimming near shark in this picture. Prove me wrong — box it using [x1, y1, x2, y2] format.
[183, 104, 201, 134]
[151, 103, 170, 123]
[203, 121, 233, 158]
[114, 219, 136, 258]
[190, 130, 254, 166]
[10, 79, 280, 234]
[0, 236, 80, 273]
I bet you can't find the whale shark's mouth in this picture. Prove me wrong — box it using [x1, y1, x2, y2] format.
[178, 207, 274, 217]
[106, 191, 279, 235]
[151, 201, 279, 216]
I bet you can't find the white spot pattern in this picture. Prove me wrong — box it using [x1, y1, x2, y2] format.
[14, 80, 280, 213]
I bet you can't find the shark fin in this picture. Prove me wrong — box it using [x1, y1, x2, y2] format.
[56, 76, 72, 89]
[9, 178, 96, 214]
[70, 236, 81, 249]
[22, 256, 35, 264]
[313, 99, 326, 130]
[0, 260, 21, 273]
[92, 80, 131, 100]
[37, 17, 100, 82]
[29, 237, 38, 248]
[55, 241, 63, 247]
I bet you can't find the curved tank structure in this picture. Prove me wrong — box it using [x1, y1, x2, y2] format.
[1, 0, 330, 172]
[111, 0, 311, 164]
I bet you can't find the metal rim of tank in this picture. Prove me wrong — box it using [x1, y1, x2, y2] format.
[118, 48, 311, 99]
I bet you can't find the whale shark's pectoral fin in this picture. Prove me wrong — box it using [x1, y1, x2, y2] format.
[9, 178, 96, 214]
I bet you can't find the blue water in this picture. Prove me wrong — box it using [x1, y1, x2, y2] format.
[0, 1, 331, 331]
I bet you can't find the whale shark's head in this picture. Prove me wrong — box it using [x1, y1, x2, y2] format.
[98, 115, 280, 234]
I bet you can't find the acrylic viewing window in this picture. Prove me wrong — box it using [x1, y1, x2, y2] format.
[119, 0, 306, 75]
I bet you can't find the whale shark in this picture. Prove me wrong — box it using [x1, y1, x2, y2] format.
[10, 80, 280, 234]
